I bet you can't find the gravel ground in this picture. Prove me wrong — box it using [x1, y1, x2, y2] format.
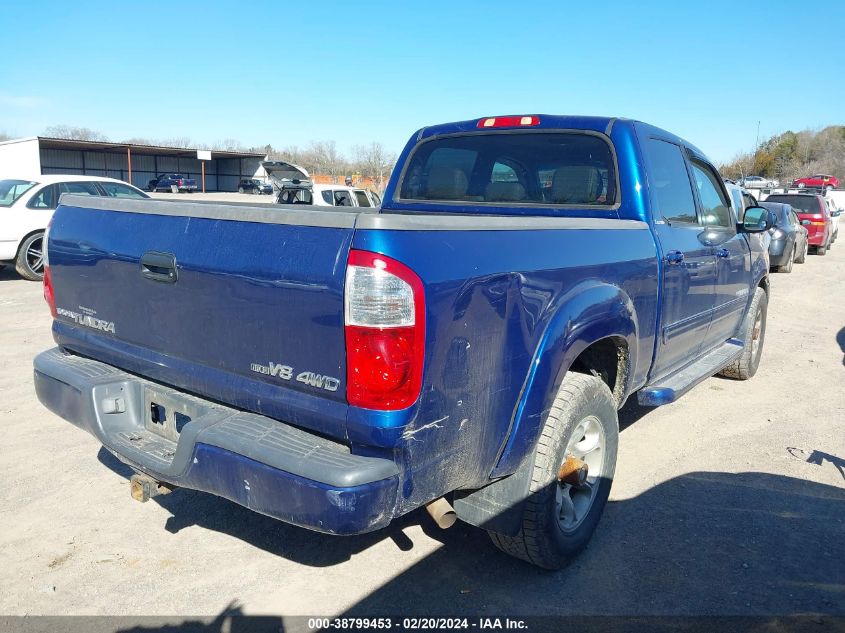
[0, 241, 842, 621]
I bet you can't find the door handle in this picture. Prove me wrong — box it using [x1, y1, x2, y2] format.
[140, 251, 177, 283]
[716, 248, 730, 258]
[666, 250, 684, 265]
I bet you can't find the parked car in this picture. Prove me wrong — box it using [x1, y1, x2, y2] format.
[35, 114, 774, 569]
[760, 202, 808, 272]
[237, 178, 273, 195]
[792, 174, 839, 193]
[0, 175, 148, 281]
[148, 174, 198, 193]
[741, 175, 778, 189]
[824, 197, 840, 243]
[263, 160, 380, 207]
[763, 193, 833, 255]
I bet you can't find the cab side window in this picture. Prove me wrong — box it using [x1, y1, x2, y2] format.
[644, 138, 697, 224]
[690, 161, 732, 228]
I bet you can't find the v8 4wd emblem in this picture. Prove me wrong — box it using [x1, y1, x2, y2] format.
[250, 361, 339, 392]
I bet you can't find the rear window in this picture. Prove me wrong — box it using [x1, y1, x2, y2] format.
[0, 179, 38, 207]
[765, 195, 822, 214]
[398, 132, 617, 207]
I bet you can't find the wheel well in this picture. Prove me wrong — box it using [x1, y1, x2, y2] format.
[568, 337, 628, 406]
[16, 229, 46, 258]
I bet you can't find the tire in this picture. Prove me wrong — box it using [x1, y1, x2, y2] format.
[15, 232, 46, 281]
[238, 187, 244, 194]
[797, 241, 808, 264]
[487, 373, 618, 570]
[816, 243, 827, 256]
[778, 246, 795, 273]
[719, 287, 767, 380]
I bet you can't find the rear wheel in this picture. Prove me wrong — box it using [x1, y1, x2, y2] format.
[238, 187, 244, 194]
[720, 287, 767, 380]
[15, 232, 45, 281]
[797, 241, 808, 264]
[816, 243, 827, 256]
[778, 246, 795, 273]
[487, 373, 618, 569]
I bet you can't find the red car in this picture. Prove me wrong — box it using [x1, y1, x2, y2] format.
[791, 174, 839, 192]
[764, 193, 832, 255]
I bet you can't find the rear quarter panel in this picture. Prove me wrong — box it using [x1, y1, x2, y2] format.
[350, 224, 658, 510]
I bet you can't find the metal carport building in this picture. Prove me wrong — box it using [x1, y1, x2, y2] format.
[0, 137, 266, 192]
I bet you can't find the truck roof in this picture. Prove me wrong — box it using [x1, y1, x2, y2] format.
[414, 114, 705, 161]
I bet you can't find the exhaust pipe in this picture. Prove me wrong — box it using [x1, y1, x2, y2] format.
[425, 497, 457, 529]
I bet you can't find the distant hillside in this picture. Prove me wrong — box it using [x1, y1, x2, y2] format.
[719, 126, 845, 183]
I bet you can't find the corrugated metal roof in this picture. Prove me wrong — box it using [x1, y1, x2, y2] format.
[36, 137, 265, 159]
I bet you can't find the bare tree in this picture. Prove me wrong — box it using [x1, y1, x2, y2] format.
[44, 125, 109, 141]
[353, 142, 397, 192]
[213, 138, 247, 152]
[159, 136, 193, 149]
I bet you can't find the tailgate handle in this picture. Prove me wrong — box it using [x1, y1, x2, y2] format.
[140, 252, 177, 283]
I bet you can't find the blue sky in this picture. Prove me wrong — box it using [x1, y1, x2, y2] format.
[2, 1, 843, 163]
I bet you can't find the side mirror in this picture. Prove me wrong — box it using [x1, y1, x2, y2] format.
[740, 206, 774, 233]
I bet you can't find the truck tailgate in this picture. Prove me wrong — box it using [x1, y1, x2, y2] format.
[47, 195, 360, 441]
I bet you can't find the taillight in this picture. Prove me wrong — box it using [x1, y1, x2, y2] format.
[43, 221, 56, 318]
[43, 266, 57, 318]
[177, 179, 183, 186]
[344, 249, 425, 410]
[477, 115, 540, 128]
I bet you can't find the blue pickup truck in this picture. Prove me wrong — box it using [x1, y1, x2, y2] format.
[34, 115, 773, 569]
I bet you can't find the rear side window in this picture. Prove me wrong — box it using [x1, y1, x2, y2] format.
[399, 132, 616, 207]
[321, 190, 334, 204]
[644, 139, 697, 224]
[353, 190, 371, 207]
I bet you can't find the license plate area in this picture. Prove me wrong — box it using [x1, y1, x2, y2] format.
[144, 386, 197, 442]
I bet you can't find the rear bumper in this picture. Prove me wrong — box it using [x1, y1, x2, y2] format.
[807, 231, 827, 246]
[33, 347, 399, 534]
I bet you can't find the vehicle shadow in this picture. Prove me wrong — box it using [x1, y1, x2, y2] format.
[336, 471, 845, 617]
[0, 266, 23, 282]
[97, 444, 845, 617]
[97, 448, 448, 567]
[837, 326, 845, 367]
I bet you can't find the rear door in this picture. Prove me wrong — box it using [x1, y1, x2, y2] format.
[642, 137, 717, 379]
[688, 158, 751, 348]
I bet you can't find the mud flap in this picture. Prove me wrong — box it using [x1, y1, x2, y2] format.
[452, 453, 534, 536]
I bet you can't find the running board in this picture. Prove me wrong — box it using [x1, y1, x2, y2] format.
[637, 340, 744, 406]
